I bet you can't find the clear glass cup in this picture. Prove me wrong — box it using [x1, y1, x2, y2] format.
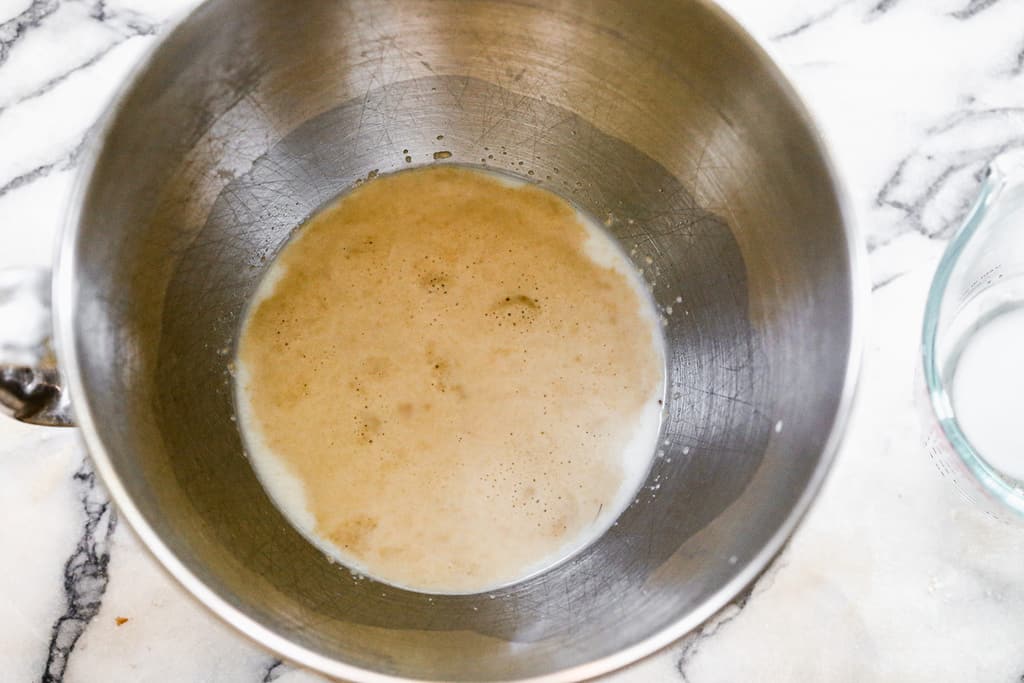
[922, 157, 1024, 522]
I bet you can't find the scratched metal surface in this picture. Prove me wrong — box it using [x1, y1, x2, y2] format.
[59, 0, 857, 680]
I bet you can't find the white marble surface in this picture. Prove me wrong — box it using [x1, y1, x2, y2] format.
[3, 0, 1024, 681]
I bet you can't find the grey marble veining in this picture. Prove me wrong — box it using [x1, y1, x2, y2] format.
[3, 0, 1024, 681]
[41, 462, 115, 683]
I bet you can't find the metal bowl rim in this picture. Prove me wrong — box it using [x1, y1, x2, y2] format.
[52, 1, 867, 680]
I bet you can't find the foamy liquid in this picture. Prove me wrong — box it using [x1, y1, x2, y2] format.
[235, 166, 665, 594]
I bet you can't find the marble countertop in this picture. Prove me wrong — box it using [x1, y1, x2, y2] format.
[4, 0, 1024, 681]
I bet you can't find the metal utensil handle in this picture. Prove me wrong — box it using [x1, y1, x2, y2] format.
[0, 267, 73, 426]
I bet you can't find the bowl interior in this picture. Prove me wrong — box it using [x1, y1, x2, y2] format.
[64, 0, 856, 680]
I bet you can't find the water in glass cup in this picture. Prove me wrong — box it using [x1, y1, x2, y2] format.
[923, 157, 1024, 519]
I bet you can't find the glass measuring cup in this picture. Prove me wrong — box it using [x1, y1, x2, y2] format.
[923, 157, 1024, 522]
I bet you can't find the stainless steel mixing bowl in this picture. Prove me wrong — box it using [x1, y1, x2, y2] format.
[44, 0, 863, 679]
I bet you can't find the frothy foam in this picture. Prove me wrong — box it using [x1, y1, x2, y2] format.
[235, 165, 666, 594]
